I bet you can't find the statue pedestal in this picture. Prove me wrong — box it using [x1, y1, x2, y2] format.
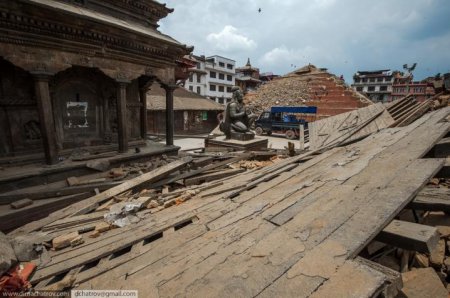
[230, 132, 255, 141]
[205, 136, 268, 152]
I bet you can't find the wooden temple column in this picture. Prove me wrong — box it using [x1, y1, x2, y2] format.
[116, 80, 129, 153]
[162, 84, 177, 146]
[139, 87, 148, 140]
[32, 72, 58, 165]
[138, 77, 153, 141]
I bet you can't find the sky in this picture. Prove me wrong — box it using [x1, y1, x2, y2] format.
[158, 0, 450, 83]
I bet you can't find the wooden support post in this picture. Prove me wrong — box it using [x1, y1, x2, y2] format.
[409, 187, 450, 212]
[32, 73, 58, 165]
[139, 88, 148, 141]
[375, 219, 439, 253]
[116, 80, 129, 153]
[299, 124, 305, 151]
[163, 84, 177, 146]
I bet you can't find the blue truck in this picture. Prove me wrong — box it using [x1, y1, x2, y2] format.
[254, 106, 317, 139]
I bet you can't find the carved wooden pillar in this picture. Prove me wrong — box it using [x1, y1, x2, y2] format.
[32, 72, 58, 165]
[116, 80, 129, 153]
[162, 84, 177, 146]
[139, 87, 148, 140]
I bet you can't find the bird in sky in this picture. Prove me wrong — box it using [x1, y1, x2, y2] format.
[258, 8, 261, 13]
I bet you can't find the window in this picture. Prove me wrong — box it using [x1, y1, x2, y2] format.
[189, 74, 193, 82]
[368, 86, 375, 91]
[227, 86, 232, 92]
[196, 62, 201, 69]
[380, 86, 387, 91]
[369, 78, 375, 83]
[210, 71, 216, 78]
[196, 86, 201, 94]
[377, 77, 383, 82]
[227, 64, 233, 70]
[261, 112, 270, 119]
[189, 86, 193, 91]
[219, 86, 224, 92]
[197, 75, 201, 83]
[218, 97, 224, 104]
[219, 62, 225, 67]
[209, 84, 216, 91]
[354, 78, 360, 83]
[227, 75, 232, 81]
[219, 73, 225, 80]
[362, 78, 367, 83]
[356, 87, 363, 91]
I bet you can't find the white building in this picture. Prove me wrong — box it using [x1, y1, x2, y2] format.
[351, 70, 394, 102]
[184, 55, 235, 105]
[185, 55, 208, 97]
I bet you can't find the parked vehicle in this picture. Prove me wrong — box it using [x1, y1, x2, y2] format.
[254, 106, 317, 139]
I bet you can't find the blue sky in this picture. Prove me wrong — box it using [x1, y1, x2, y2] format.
[159, 0, 450, 83]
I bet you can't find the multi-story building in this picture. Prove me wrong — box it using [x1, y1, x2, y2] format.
[185, 55, 208, 96]
[205, 55, 235, 104]
[184, 54, 236, 105]
[391, 73, 435, 102]
[351, 70, 394, 102]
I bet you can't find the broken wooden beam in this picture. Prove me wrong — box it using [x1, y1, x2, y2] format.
[70, 157, 192, 216]
[10, 198, 33, 209]
[354, 256, 403, 298]
[0, 181, 122, 204]
[150, 153, 251, 189]
[183, 168, 245, 186]
[409, 187, 450, 212]
[374, 219, 439, 253]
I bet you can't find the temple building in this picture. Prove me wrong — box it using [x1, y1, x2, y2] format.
[147, 83, 223, 136]
[0, 0, 192, 165]
[235, 58, 261, 93]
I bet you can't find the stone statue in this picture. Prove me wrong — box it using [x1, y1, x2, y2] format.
[219, 86, 256, 140]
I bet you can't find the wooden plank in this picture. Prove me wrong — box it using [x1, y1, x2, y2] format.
[149, 153, 252, 189]
[42, 212, 106, 231]
[69, 157, 192, 216]
[184, 168, 245, 186]
[354, 256, 403, 298]
[409, 187, 450, 212]
[10, 198, 33, 209]
[375, 219, 439, 253]
[308, 260, 388, 298]
[30, 214, 196, 283]
[9, 157, 192, 235]
[0, 182, 122, 204]
[0, 193, 91, 232]
[309, 104, 394, 150]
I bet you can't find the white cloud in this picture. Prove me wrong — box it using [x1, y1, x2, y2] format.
[161, 0, 450, 81]
[206, 25, 257, 52]
[260, 45, 322, 67]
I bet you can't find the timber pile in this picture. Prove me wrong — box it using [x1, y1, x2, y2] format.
[386, 94, 435, 127]
[1, 107, 449, 297]
[0, 152, 271, 232]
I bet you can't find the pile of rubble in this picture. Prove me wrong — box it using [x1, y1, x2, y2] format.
[245, 64, 371, 118]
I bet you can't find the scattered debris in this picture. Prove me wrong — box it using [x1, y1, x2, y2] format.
[52, 232, 79, 250]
